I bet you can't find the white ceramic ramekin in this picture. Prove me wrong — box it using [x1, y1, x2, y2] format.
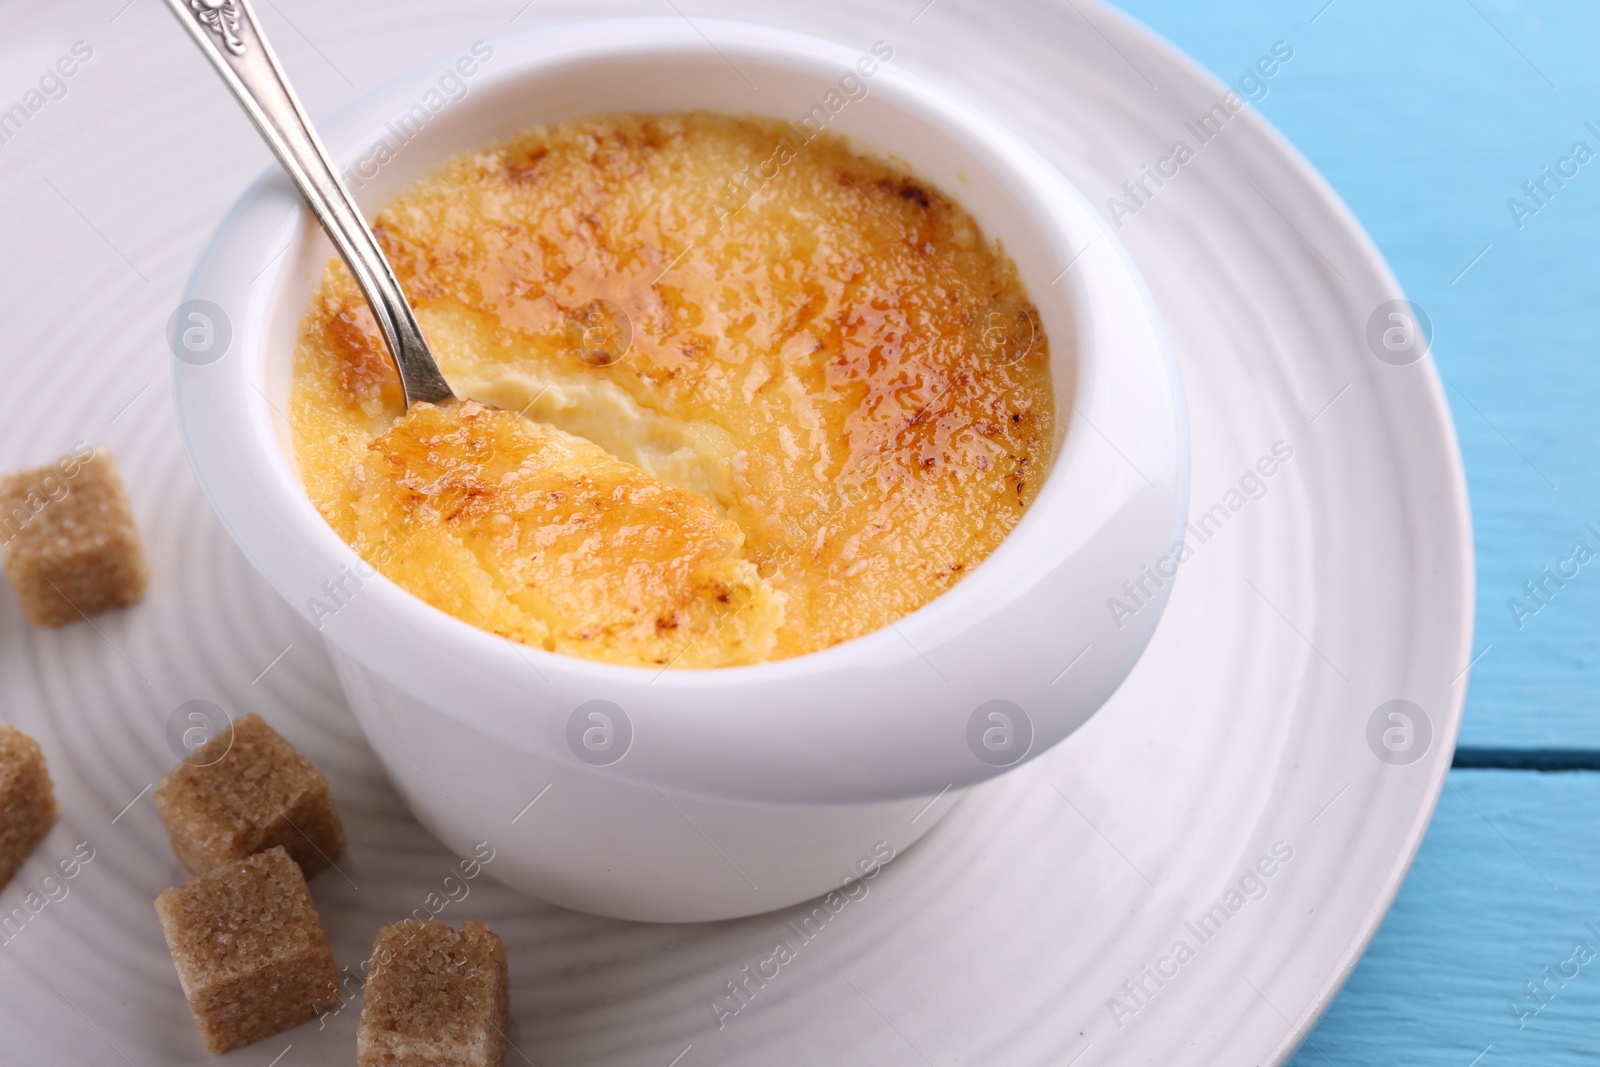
[173, 18, 1187, 922]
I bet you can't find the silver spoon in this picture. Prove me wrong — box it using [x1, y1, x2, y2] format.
[163, 0, 455, 407]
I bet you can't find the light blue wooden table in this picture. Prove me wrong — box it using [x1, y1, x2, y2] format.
[1107, 0, 1600, 1062]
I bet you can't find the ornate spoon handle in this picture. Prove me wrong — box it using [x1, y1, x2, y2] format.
[163, 0, 455, 407]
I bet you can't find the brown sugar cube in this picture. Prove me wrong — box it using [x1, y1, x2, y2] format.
[0, 447, 149, 627]
[0, 724, 56, 890]
[154, 714, 345, 878]
[357, 919, 509, 1067]
[155, 845, 340, 1053]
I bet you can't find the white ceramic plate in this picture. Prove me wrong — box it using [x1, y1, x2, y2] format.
[0, 1, 1471, 1064]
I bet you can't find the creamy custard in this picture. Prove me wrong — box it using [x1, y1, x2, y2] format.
[290, 113, 1054, 667]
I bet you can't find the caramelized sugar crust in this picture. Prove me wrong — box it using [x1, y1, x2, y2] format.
[291, 113, 1054, 666]
[353, 401, 782, 667]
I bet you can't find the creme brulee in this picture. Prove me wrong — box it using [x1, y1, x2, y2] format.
[290, 113, 1054, 668]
